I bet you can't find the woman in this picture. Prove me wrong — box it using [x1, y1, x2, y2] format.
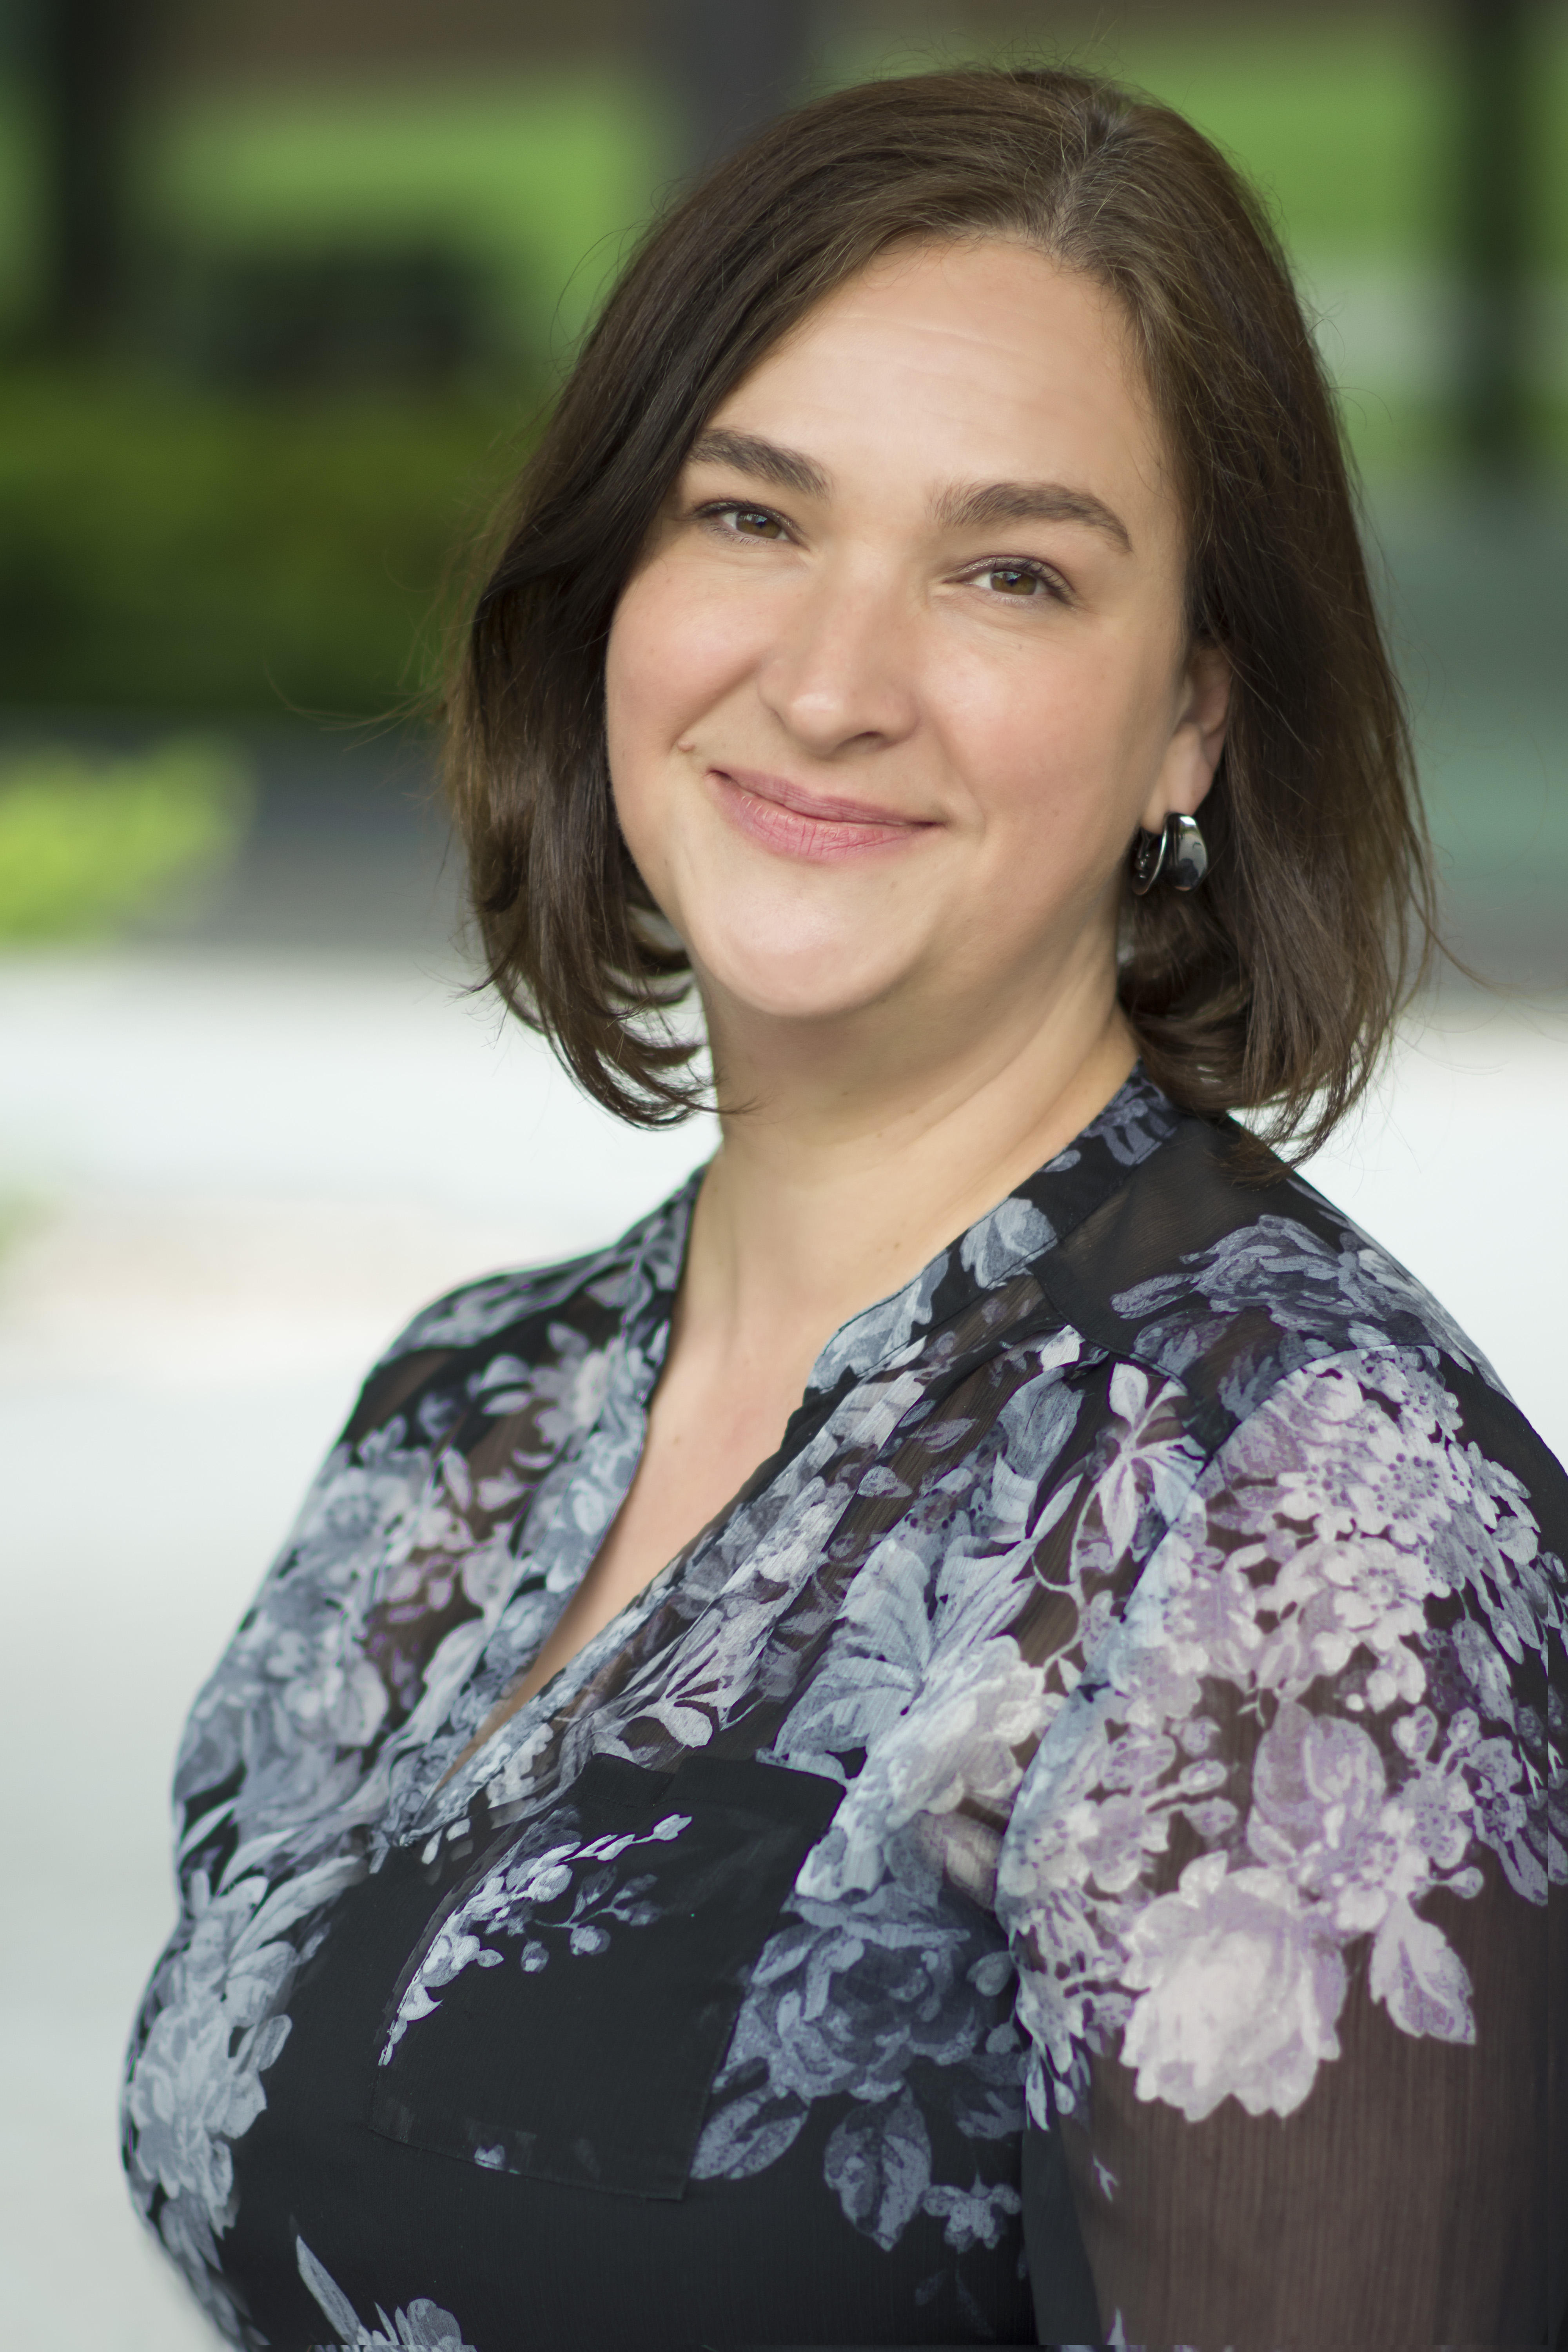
[123, 67, 1564, 2350]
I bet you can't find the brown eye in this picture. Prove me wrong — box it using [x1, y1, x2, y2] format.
[986, 563, 1042, 596]
[733, 508, 785, 539]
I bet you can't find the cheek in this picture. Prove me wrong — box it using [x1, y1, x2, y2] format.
[604, 570, 683, 763]
[604, 574, 684, 892]
[937, 635, 1167, 856]
[606, 564, 749, 913]
[606, 559, 756, 762]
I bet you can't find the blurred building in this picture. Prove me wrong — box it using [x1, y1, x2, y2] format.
[5, 0, 1564, 438]
[0, 0, 1562, 978]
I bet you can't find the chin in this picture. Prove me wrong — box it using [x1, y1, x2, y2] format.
[693, 924, 906, 1027]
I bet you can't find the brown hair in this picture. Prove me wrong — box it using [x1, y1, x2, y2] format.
[445, 65, 1436, 1156]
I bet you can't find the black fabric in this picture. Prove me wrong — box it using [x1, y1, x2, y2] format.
[122, 1073, 1567, 2349]
[1020, 2127, 1101, 2344]
[372, 1752, 843, 2196]
[221, 1767, 1040, 2348]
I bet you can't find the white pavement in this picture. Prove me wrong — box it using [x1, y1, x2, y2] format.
[1, 947, 1564, 2348]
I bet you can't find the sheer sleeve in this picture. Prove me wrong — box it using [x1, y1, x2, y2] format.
[998, 1346, 1566, 2348]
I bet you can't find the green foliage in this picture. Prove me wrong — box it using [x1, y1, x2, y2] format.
[0, 373, 523, 713]
[1099, 22, 1448, 262]
[0, 735, 252, 939]
[0, 77, 42, 327]
[140, 73, 673, 357]
[0, 33, 1561, 720]
[831, 13, 1568, 269]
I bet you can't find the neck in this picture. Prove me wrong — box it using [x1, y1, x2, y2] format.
[679, 939, 1136, 1369]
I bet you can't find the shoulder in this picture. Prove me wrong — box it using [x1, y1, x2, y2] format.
[344, 1179, 695, 1442]
[1042, 1107, 1513, 1434]
[1027, 1105, 1568, 1580]
[378, 1241, 635, 1367]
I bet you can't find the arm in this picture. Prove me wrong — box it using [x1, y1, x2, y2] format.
[1000, 1348, 1565, 2348]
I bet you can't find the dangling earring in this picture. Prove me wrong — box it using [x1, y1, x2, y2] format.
[1130, 813, 1208, 897]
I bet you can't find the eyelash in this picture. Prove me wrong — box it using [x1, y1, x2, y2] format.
[693, 499, 1071, 603]
[961, 555, 1068, 604]
[695, 499, 790, 544]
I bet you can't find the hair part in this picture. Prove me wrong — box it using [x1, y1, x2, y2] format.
[445, 64, 1437, 1160]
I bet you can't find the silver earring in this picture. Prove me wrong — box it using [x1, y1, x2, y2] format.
[1130, 813, 1208, 896]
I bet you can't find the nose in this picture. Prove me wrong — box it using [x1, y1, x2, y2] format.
[754, 559, 920, 761]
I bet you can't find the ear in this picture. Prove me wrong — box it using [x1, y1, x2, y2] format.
[1139, 641, 1231, 835]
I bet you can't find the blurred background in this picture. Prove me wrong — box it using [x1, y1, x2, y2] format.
[0, 2, 1563, 2343]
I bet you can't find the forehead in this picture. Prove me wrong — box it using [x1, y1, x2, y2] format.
[706, 237, 1174, 537]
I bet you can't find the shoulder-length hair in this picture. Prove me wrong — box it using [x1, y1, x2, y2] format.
[445, 65, 1435, 1157]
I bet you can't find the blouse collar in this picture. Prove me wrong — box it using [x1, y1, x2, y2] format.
[618, 1067, 1183, 1405]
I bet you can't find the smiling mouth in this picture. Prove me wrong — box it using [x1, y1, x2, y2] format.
[710, 766, 939, 863]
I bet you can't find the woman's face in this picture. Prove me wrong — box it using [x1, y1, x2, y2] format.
[605, 238, 1227, 1038]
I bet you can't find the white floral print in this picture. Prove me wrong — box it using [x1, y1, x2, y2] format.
[380, 1806, 691, 2057]
[297, 2236, 478, 2351]
[1120, 1853, 1350, 2119]
[120, 1072, 1566, 2347]
[998, 1341, 1559, 2133]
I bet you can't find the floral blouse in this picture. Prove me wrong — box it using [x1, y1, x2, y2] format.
[122, 1071, 1566, 2350]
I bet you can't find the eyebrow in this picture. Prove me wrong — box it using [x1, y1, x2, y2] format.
[686, 428, 830, 501]
[934, 478, 1132, 552]
[686, 427, 1132, 554]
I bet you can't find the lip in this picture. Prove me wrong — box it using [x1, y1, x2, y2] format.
[710, 765, 939, 864]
